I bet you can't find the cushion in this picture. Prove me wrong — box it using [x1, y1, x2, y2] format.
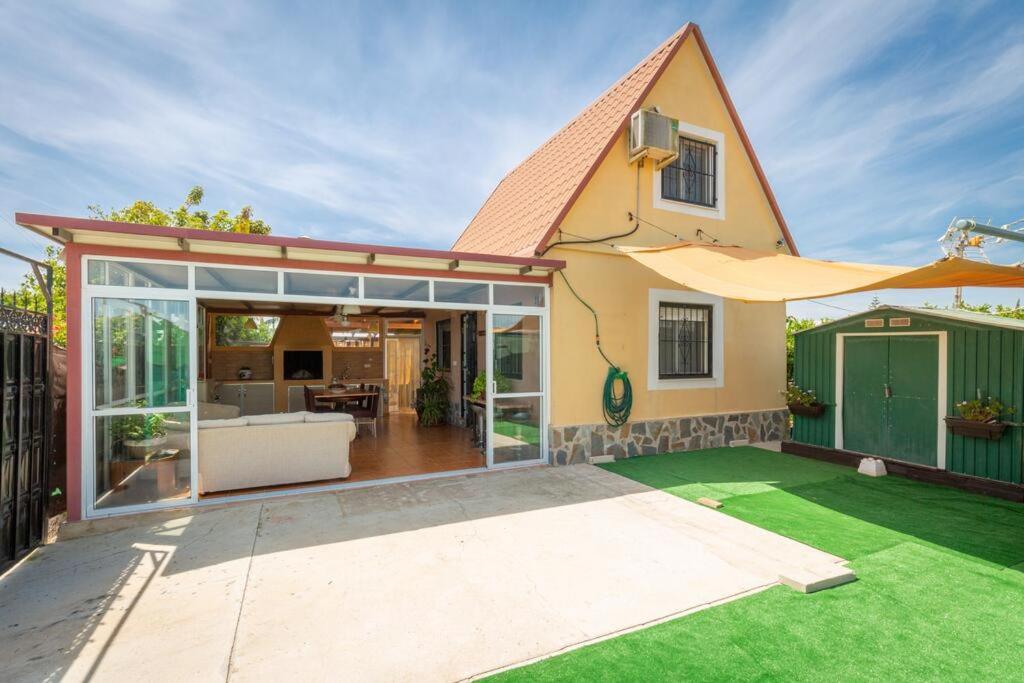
[305, 412, 355, 423]
[198, 417, 249, 430]
[246, 412, 309, 426]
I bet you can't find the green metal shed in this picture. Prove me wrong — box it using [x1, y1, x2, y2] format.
[790, 305, 1024, 487]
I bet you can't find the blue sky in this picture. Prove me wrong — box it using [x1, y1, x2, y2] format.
[1, 0, 1023, 318]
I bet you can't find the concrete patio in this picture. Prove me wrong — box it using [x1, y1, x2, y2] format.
[0, 464, 846, 682]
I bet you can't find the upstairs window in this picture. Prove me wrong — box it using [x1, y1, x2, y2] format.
[661, 136, 717, 208]
[658, 303, 712, 379]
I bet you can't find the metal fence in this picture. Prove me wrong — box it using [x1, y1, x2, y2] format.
[0, 249, 53, 573]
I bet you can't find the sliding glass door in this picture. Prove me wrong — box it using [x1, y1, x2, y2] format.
[88, 297, 195, 514]
[486, 311, 545, 466]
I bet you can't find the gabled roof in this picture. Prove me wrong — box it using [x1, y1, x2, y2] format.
[797, 305, 1024, 333]
[452, 23, 799, 257]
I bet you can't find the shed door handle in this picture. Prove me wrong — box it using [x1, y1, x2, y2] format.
[884, 383, 892, 398]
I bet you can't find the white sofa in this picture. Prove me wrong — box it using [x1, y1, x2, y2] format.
[197, 411, 356, 494]
[199, 401, 241, 421]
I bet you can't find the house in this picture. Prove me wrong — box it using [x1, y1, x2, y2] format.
[15, 23, 796, 522]
[452, 22, 795, 461]
[788, 305, 1024, 500]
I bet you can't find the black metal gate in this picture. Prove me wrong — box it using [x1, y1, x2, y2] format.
[0, 249, 52, 573]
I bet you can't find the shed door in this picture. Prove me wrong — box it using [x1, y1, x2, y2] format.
[843, 335, 938, 466]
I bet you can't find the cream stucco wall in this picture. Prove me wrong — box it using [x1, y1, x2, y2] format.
[547, 36, 789, 427]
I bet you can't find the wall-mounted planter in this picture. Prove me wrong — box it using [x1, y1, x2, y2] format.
[788, 402, 826, 418]
[944, 416, 1008, 441]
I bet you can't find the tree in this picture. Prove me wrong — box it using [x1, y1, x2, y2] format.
[13, 186, 272, 346]
[786, 316, 828, 380]
[922, 300, 1024, 320]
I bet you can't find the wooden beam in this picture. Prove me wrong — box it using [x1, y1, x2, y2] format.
[378, 310, 426, 319]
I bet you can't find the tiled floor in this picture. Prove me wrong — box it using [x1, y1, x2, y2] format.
[201, 411, 484, 498]
[347, 410, 485, 482]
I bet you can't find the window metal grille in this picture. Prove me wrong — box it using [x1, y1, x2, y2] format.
[658, 302, 712, 378]
[661, 137, 717, 208]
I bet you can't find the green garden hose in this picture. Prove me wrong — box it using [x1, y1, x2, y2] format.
[557, 271, 633, 427]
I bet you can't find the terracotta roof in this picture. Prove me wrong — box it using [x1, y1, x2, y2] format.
[452, 23, 799, 257]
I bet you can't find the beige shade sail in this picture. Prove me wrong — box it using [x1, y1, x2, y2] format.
[619, 242, 1024, 302]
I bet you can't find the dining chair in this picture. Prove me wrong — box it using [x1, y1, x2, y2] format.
[303, 385, 334, 413]
[348, 386, 380, 437]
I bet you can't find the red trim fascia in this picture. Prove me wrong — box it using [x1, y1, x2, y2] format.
[691, 27, 799, 256]
[534, 23, 694, 256]
[64, 244, 83, 522]
[14, 213, 565, 270]
[533, 23, 799, 257]
[70, 244, 555, 285]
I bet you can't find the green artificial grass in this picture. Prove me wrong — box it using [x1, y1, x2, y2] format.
[489, 447, 1024, 682]
[493, 419, 541, 445]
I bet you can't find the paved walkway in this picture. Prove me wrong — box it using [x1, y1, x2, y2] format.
[0, 465, 843, 682]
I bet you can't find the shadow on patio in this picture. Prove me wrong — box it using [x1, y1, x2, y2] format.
[0, 465, 655, 680]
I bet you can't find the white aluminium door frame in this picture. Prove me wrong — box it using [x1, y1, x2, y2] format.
[485, 307, 549, 469]
[79, 254, 552, 519]
[81, 287, 199, 520]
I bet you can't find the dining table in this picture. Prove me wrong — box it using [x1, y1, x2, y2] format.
[318, 388, 378, 412]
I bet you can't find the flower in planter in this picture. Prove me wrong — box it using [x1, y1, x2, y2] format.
[955, 396, 1014, 423]
[782, 380, 818, 407]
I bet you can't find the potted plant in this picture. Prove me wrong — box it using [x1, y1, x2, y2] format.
[783, 381, 825, 417]
[113, 412, 168, 457]
[416, 347, 452, 427]
[469, 371, 512, 401]
[945, 396, 1014, 440]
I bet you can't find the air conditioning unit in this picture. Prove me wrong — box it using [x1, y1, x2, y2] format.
[628, 108, 679, 168]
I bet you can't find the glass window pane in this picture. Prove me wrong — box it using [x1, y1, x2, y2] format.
[492, 313, 541, 393]
[493, 396, 541, 464]
[214, 315, 280, 347]
[493, 284, 545, 307]
[94, 412, 191, 509]
[325, 316, 381, 348]
[195, 267, 277, 293]
[87, 260, 187, 289]
[284, 272, 359, 298]
[658, 303, 711, 378]
[434, 281, 489, 305]
[363, 277, 428, 301]
[93, 298, 190, 410]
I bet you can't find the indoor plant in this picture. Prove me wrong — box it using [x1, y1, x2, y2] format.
[783, 381, 825, 417]
[416, 347, 452, 427]
[945, 396, 1014, 440]
[112, 411, 168, 456]
[470, 371, 512, 401]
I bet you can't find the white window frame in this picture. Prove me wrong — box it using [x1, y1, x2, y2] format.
[79, 254, 551, 519]
[653, 121, 726, 221]
[648, 288, 724, 390]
